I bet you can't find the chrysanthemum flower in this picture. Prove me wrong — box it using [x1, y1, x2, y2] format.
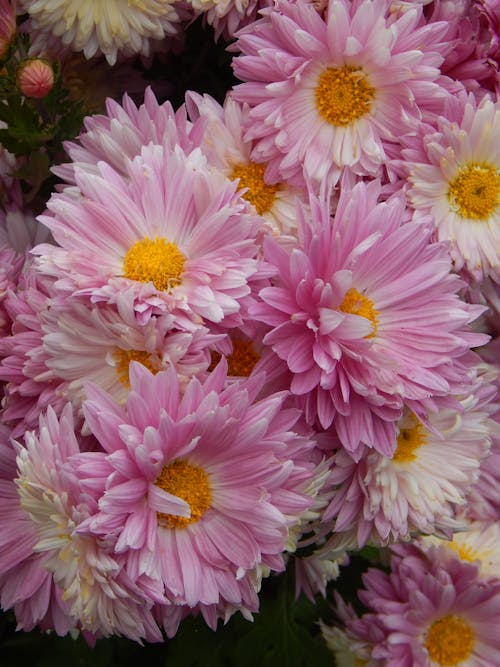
[0, 423, 72, 635]
[232, 0, 450, 186]
[357, 542, 500, 666]
[420, 521, 500, 582]
[20, 0, 183, 65]
[251, 180, 487, 456]
[54, 88, 201, 185]
[35, 143, 265, 326]
[0, 0, 15, 60]
[323, 388, 495, 547]
[12, 405, 163, 640]
[187, 0, 264, 40]
[186, 91, 304, 238]
[75, 361, 315, 612]
[405, 94, 500, 281]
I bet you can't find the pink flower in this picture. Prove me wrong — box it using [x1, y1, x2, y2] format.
[232, 0, 451, 187]
[35, 143, 267, 327]
[251, 179, 487, 457]
[17, 59, 55, 99]
[0, 0, 15, 60]
[358, 542, 500, 666]
[75, 361, 315, 616]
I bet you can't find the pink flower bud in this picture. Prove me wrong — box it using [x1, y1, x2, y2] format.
[0, 0, 15, 60]
[17, 59, 54, 99]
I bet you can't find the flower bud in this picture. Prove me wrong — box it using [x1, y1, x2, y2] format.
[17, 58, 54, 99]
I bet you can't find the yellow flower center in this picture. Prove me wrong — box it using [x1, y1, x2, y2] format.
[230, 162, 281, 215]
[339, 288, 379, 337]
[448, 539, 480, 564]
[155, 460, 211, 529]
[447, 162, 500, 220]
[113, 349, 159, 387]
[123, 236, 185, 291]
[392, 415, 428, 463]
[315, 65, 375, 127]
[209, 337, 260, 376]
[425, 615, 475, 666]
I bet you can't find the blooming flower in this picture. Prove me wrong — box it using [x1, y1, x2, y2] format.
[75, 361, 315, 614]
[19, 0, 183, 65]
[186, 91, 305, 239]
[35, 143, 265, 326]
[405, 94, 500, 281]
[357, 542, 500, 666]
[251, 179, 487, 456]
[323, 386, 495, 547]
[232, 0, 450, 186]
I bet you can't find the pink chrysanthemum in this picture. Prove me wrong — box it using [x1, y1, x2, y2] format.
[74, 361, 315, 615]
[251, 180, 487, 457]
[35, 143, 266, 326]
[53, 88, 202, 185]
[185, 91, 305, 239]
[9, 405, 163, 640]
[357, 542, 500, 666]
[405, 94, 500, 281]
[232, 0, 450, 186]
[323, 383, 495, 547]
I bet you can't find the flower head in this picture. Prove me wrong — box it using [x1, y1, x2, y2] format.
[232, 0, 450, 186]
[251, 180, 487, 456]
[17, 59, 54, 99]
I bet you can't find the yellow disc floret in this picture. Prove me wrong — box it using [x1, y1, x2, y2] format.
[425, 615, 475, 666]
[392, 414, 428, 463]
[230, 162, 281, 215]
[123, 236, 185, 291]
[209, 337, 260, 376]
[155, 460, 211, 529]
[339, 287, 379, 337]
[447, 162, 500, 220]
[315, 65, 375, 127]
[113, 349, 158, 387]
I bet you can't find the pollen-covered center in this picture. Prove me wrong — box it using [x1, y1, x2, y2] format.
[209, 337, 260, 376]
[155, 460, 211, 529]
[230, 162, 281, 215]
[447, 162, 500, 220]
[113, 349, 158, 387]
[315, 65, 375, 127]
[425, 615, 475, 666]
[392, 414, 428, 463]
[339, 288, 379, 337]
[123, 236, 185, 291]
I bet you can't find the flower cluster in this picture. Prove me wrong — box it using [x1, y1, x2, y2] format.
[0, 0, 498, 663]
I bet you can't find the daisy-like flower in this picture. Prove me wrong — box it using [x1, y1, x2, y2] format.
[323, 387, 495, 547]
[232, 0, 450, 186]
[41, 300, 221, 411]
[187, 0, 264, 40]
[13, 404, 163, 641]
[420, 521, 500, 582]
[357, 542, 500, 666]
[186, 91, 305, 239]
[75, 360, 315, 613]
[405, 94, 500, 281]
[251, 179, 487, 457]
[0, 423, 73, 635]
[35, 143, 265, 326]
[54, 88, 201, 185]
[20, 0, 183, 65]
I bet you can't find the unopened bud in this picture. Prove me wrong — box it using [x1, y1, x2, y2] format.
[17, 58, 54, 99]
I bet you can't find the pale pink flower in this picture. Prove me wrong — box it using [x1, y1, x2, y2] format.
[75, 361, 315, 613]
[251, 180, 487, 457]
[357, 542, 500, 666]
[232, 0, 451, 187]
[405, 94, 500, 281]
[35, 143, 266, 326]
